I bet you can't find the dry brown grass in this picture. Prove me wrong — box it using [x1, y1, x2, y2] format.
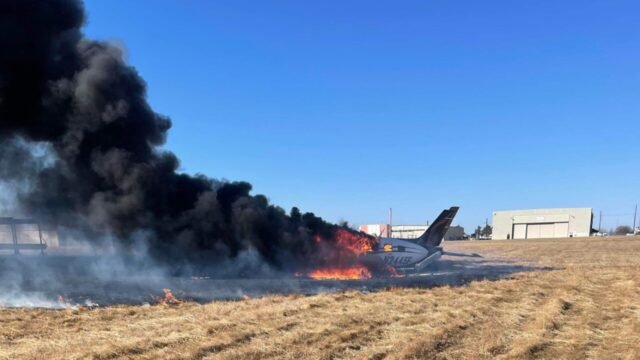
[1, 236, 640, 359]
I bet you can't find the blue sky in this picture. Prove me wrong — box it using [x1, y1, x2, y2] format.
[83, 1, 639, 231]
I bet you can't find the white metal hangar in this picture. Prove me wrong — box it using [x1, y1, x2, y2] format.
[492, 208, 593, 240]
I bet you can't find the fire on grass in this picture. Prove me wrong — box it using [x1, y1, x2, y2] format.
[153, 288, 182, 305]
[298, 228, 396, 280]
[308, 265, 372, 280]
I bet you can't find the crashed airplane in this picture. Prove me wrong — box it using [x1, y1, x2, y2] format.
[365, 207, 460, 273]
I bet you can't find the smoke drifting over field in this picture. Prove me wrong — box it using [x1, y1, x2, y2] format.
[0, 0, 372, 273]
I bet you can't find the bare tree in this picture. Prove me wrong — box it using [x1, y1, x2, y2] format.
[614, 225, 633, 235]
[481, 224, 492, 237]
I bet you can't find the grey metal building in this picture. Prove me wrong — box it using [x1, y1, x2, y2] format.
[359, 224, 465, 240]
[492, 208, 593, 240]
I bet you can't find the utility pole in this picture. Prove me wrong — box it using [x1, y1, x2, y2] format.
[633, 204, 637, 231]
[388, 208, 393, 237]
[598, 211, 602, 232]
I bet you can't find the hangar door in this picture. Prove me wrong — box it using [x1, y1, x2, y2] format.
[512, 224, 527, 239]
[512, 222, 569, 239]
[526, 223, 554, 238]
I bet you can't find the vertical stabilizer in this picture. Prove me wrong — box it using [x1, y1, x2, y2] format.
[416, 207, 459, 247]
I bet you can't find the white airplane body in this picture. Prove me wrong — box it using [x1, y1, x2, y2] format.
[365, 207, 459, 273]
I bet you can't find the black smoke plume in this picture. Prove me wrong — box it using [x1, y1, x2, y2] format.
[0, 0, 372, 273]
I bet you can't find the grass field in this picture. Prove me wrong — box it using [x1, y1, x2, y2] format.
[1, 236, 639, 359]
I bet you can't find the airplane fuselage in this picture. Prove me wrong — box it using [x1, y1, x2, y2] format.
[362, 206, 459, 273]
[367, 237, 442, 273]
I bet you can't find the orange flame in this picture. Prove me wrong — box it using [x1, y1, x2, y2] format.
[153, 288, 182, 305]
[303, 228, 378, 280]
[332, 228, 376, 255]
[308, 265, 372, 280]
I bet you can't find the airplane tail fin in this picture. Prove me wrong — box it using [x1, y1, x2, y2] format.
[416, 207, 459, 247]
